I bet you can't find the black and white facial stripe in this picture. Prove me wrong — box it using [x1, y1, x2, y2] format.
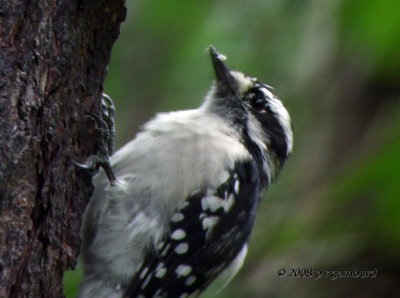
[124, 160, 261, 298]
[243, 81, 292, 164]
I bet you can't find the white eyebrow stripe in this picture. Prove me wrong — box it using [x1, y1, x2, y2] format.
[260, 87, 274, 99]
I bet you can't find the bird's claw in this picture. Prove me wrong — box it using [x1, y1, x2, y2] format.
[73, 93, 117, 185]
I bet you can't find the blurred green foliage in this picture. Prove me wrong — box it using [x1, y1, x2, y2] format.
[339, 0, 400, 75]
[64, 0, 400, 297]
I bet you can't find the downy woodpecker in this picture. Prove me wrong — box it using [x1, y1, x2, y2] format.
[77, 47, 293, 298]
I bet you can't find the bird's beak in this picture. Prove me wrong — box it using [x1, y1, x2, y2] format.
[209, 46, 235, 96]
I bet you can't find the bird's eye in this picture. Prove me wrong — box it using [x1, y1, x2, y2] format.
[250, 97, 266, 112]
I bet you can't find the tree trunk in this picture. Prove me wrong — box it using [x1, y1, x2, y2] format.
[0, 1, 126, 297]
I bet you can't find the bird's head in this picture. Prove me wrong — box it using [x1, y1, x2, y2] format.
[203, 47, 293, 183]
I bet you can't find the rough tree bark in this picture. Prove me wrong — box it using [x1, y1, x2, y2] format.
[0, 1, 126, 297]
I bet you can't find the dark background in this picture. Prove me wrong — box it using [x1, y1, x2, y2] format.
[64, 0, 400, 297]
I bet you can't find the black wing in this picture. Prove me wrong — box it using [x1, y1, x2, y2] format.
[124, 159, 261, 298]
